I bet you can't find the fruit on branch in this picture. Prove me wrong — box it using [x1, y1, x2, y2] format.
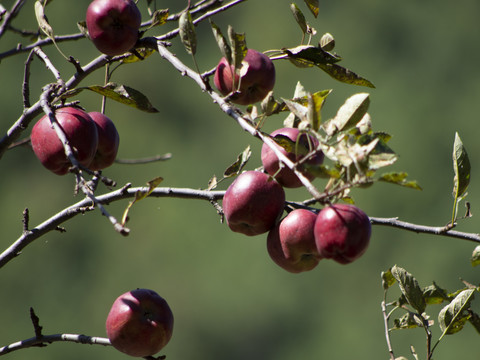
[213, 49, 276, 105]
[314, 204, 371, 264]
[86, 0, 142, 56]
[106, 288, 174, 357]
[31, 107, 99, 175]
[87, 112, 120, 170]
[222, 170, 285, 236]
[267, 209, 322, 273]
[261, 127, 324, 188]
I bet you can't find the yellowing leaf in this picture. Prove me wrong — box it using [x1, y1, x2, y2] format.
[121, 177, 163, 226]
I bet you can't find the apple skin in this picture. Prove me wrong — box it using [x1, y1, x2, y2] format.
[31, 107, 99, 175]
[261, 127, 324, 188]
[106, 288, 174, 357]
[86, 0, 141, 56]
[213, 49, 276, 105]
[314, 204, 371, 264]
[87, 112, 120, 170]
[222, 171, 285, 236]
[267, 209, 322, 273]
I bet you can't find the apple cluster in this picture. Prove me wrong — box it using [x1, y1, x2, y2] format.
[30, 107, 120, 175]
[106, 288, 174, 357]
[222, 127, 372, 273]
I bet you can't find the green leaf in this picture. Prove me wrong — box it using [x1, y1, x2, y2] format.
[303, 163, 342, 179]
[381, 268, 396, 290]
[423, 282, 449, 305]
[224, 146, 251, 177]
[438, 289, 475, 335]
[283, 45, 341, 66]
[228, 25, 247, 73]
[451, 132, 471, 224]
[452, 132, 471, 199]
[378, 172, 422, 190]
[316, 62, 375, 88]
[391, 312, 423, 331]
[468, 311, 480, 334]
[150, 9, 169, 28]
[323, 93, 370, 136]
[471, 246, 480, 267]
[210, 20, 232, 64]
[121, 48, 156, 63]
[290, 3, 307, 34]
[179, 11, 197, 55]
[87, 83, 159, 113]
[391, 265, 426, 314]
[304, 0, 319, 17]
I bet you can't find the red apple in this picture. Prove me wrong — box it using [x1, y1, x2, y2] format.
[86, 0, 141, 56]
[106, 288, 174, 357]
[31, 107, 99, 175]
[87, 112, 120, 170]
[267, 209, 322, 273]
[213, 48, 276, 105]
[314, 204, 371, 264]
[222, 171, 285, 236]
[261, 127, 324, 188]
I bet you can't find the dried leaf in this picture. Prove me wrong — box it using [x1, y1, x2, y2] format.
[304, 0, 319, 17]
[121, 177, 164, 226]
[179, 11, 197, 55]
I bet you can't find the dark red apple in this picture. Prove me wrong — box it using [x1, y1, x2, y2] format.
[87, 112, 120, 170]
[106, 288, 174, 357]
[222, 170, 285, 236]
[314, 204, 371, 264]
[31, 107, 99, 175]
[267, 209, 322, 273]
[261, 127, 324, 188]
[86, 0, 141, 56]
[213, 48, 276, 105]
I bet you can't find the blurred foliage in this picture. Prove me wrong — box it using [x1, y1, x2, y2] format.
[1, 1, 480, 360]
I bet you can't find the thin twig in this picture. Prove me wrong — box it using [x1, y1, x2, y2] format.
[0, 0, 26, 38]
[115, 153, 173, 165]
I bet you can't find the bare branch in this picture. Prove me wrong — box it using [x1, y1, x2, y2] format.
[115, 153, 173, 165]
[0, 333, 111, 356]
[0, 0, 26, 39]
[0, 187, 225, 269]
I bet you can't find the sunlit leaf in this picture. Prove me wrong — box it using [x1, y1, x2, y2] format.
[224, 145, 251, 177]
[438, 289, 475, 335]
[35, 1, 54, 38]
[121, 177, 164, 226]
[79, 83, 159, 113]
[228, 26, 247, 73]
[207, 175, 218, 191]
[121, 48, 156, 63]
[453, 132, 471, 199]
[283, 45, 341, 66]
[378, 172, 422, 190]
[317, 62, 375, 88]
[391, 265, 426, 314]
[290, 3, 307, 34]
[179, 11, 197, 55]
[304, 0, 319, 17]
[210, 20, 232, 64]
[471, 246, 480, 267]
[381, 268, 396, 290]
[323, 93, 370, 136]
[150, 9, 169, 27]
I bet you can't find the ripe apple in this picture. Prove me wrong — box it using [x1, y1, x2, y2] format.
[314, 204, 371, 264]
[106, 288, 174, 357]
[86, 0, 142, 56]
[31, 107, 99, 175]
[213, 48, 276, 105]
[267, 209, 322, 273]
[261, 127, 324, 188]
[87, 112, 120, 170]
[222, 171, 285, 236]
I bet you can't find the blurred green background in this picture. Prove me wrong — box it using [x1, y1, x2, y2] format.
[1, 1, 480, 359]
